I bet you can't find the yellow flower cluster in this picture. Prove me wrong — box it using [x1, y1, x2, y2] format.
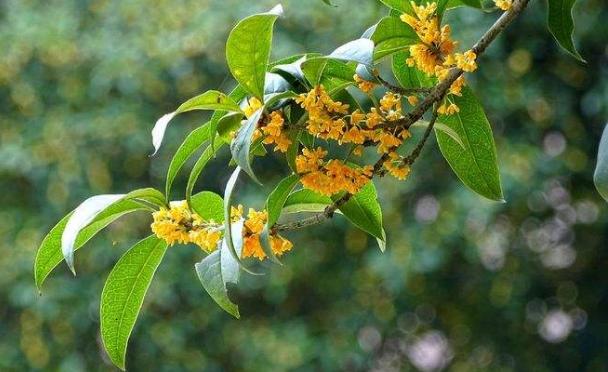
[400, 1, 478, 114]
[243, 97, 292, 152]
[296, 147, 373, 196]
[296, 86, 410, 152]
[295, 85, 350, 141]
[384, 151, 411, 180]
[294, 86, 414, 188]
[151, 201, 221, 252]
[152, 202, 293, 260]
[243, 97, 263, 118]
[260, 111, 292, 153]
[231, 206, 293, 260]
[494, 0, 512, 10]
[354, 74, 377, 93]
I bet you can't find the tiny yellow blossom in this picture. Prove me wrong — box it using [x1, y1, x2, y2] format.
[243, 97, 263, 118]
[354, 74, 377, 93]
[494, 0, 512, 11]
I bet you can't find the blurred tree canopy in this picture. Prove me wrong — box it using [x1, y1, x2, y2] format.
[1, 0, 608, 370]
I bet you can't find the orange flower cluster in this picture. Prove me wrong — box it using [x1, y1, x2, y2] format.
[259, 111, 292, 153]
[400, 1, 478, 114]
[151, 201, 221, 252]
[296, 86, 411, 152]
[296, 147, 373, 196]
[294, 86, 414, 188]
[354, 73, 377, 93]
[384, 151, 411, 180]
[231, 206, 293, 260]
[243, 97, 292, 153]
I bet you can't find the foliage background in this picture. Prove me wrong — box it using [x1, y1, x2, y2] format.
[1, 0, 607, 370]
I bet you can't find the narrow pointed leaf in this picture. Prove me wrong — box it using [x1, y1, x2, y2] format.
[283, 189, 333, 214]
[329, 38, 375, 66]
[378, 0, 414, 14]
[272, 56, 308, 81]
[210, 86, 248, 151]
[335, 182, 384, 242]
[222, 167, 260, 274]
[186, 144, 221, 206]
[435, 87, 503, 201]
[266, 174, 300, 227]
[547, 0, 584, 61]
[34, 199, 147, 290]
[226, 5, 283, 99]
[165, 123, 212, 198]
[411, 120, 465, 149]
[264, 72, 291, 94]
[593, 124, 608, 201]
[195, 249, 239, 318]
[61, 194, 125, 273]
[230, 109, 263, 184]
[392, 51, 434, 89]
[190, 191, 225, 223]
[100, 236, 168, 370]
[220, 220, 245, 294]
[370, 16, 419, 60]
[151, 91, 241, 155]
[124, 188, 167, 208]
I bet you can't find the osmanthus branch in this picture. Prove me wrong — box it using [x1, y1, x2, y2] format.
[273, 0, 531, 233]
[376, 75, 431, 95]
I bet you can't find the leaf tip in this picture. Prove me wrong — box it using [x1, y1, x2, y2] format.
[268, 4, 284, 16]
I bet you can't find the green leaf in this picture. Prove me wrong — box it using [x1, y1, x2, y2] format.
[230, 109, 263, 184]
[165, 123, 211, 199]
[100, 236, 168, 370]
[593, 124, 608, 202]
[195, 251, 237, 317]
[266, 174, 300, 227]
[435, 87, 503, 201]
[226, 5, 283, 99]
[378, 0, 414, 14]
[186, 144, 222, 206]
[286, 130, 301, 172]
[124, 188, 167, 208]
[335, 182, 385, 242]
[151, 91, 241, 155]
[260, 174, 300, 264]
[283, 189, 333, 214]
[34, 200, 147, 291]
[547, 0, 584, 61]
[411, 120, 466, 149]
[301, 39, 374, 85]
[392, 51, 434, 89]
[264, 72, 291, 95]
[220, 220, 244, 297]
[176, 90, 242, 113]
[210, 86, 248, 151]
[190, 191, 225, 223]
[222, 167, 259, 274]
[216, 112, 245, 144]
[61, 194, 126, 273]
[321, 0, 336, 6]
[370, 16, 419, 60]
[60, 189, 165, 274]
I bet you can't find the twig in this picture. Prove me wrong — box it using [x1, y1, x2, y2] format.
[273, 0, 530, 233]
[376, 75, 431, 95]
[404, 110, 439, 165]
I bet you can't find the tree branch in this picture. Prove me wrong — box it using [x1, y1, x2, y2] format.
[274, 0, 530, 233]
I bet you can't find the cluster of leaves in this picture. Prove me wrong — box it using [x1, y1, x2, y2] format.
[33, 0, 586, 369]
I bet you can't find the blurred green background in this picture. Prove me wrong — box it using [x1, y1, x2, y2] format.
[2, 0, 608, 370]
